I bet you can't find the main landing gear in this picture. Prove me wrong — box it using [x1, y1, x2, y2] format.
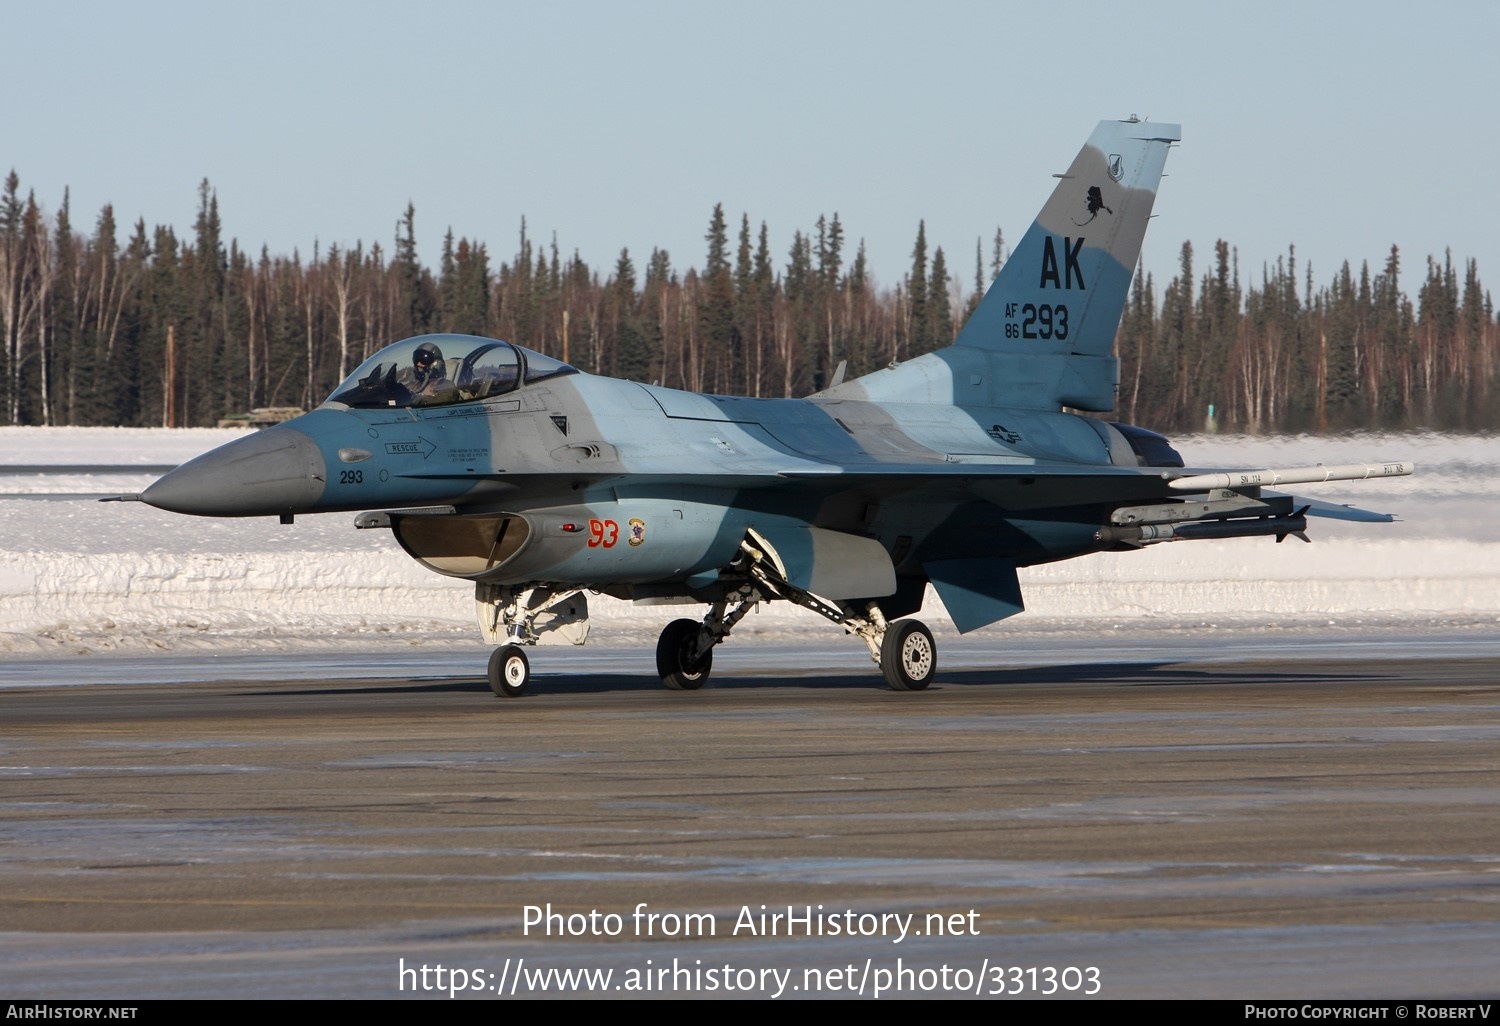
[645, 533, 938, 693]
[655, 618, 713, 690]
[879, 618, 936, 691]
[474, 534, 939, 697]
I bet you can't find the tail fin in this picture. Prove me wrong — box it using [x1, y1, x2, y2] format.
[958, 117, 1179, 411]
[822, 119, 1177, 412]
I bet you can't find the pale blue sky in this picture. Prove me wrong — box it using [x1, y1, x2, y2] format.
[6, 1, 1496, 301]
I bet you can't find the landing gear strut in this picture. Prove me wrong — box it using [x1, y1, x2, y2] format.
[654, 531, 938, 692]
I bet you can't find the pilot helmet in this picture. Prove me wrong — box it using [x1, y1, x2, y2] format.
[413, 342, 444, 375]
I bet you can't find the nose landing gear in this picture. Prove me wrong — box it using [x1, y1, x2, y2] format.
[488, 645, 531, 697]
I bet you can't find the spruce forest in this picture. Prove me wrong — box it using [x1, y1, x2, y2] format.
[2, 171, 1495, 434]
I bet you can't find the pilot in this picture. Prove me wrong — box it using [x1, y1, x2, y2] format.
[405, 342, 457, 404]
[411, 342, 445, 389]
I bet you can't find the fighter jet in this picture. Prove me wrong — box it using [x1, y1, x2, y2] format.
[132, 118, 1411, 696]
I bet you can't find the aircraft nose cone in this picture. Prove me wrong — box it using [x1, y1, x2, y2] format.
[142, 426, 326, 516]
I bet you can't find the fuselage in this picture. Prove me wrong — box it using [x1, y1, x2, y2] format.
[140, 336, 1178, 594]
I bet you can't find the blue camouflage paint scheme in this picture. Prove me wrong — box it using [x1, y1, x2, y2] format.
[134, 119, 1409, 693]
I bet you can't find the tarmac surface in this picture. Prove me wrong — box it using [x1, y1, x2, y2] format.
[2, 637, 1499, 999]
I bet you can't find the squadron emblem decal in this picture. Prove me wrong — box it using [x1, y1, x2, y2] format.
[1108, 153, 1124, 182]
[1072, 185, 1114, 226]
[628, 518, 647, 546]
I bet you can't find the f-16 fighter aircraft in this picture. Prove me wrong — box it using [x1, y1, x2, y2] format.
[133, 118, 1411, 696]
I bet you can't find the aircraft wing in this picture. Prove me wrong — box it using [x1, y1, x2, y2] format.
[777, 460, 1182, 510]
[776, 457, 1409, 518]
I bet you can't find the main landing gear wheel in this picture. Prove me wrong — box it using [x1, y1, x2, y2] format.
[880, 619, 936, 691]
[656, 618, 713, 691]
[488, 644, 531, 697]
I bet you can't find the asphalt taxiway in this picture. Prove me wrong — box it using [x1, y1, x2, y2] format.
[2, 638, 1498, 999]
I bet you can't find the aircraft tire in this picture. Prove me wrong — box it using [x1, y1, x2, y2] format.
[488, 644, 530, 697]
[881, 619, 936, 691]
[657, 618, 713, 691]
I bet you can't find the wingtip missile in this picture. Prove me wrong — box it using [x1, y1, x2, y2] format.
[1168, 461, 1414, 492]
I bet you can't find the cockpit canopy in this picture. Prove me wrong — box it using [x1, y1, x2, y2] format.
[324, 334, 578, 410]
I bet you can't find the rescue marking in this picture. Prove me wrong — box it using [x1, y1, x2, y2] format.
[384, 437, 437, 459]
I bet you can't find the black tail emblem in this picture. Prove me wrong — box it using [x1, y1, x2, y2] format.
[1073, 186, 1114, 226]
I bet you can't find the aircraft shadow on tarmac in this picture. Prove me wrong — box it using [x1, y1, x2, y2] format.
[256, 660, 1383, 698]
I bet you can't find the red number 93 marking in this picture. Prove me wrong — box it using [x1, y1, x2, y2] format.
[587, 518, 619, 548]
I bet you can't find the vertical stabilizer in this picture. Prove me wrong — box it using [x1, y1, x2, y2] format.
[822, 119, 1178, 413]
[958, 118, 1179, 409]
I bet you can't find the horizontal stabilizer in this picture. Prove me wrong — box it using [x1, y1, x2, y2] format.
[1266, 492, 1397, 523]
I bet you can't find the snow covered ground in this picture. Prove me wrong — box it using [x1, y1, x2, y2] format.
[1, 425, 1496, 658]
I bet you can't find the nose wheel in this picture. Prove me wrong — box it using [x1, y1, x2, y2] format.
[488, 644, 531, 697]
